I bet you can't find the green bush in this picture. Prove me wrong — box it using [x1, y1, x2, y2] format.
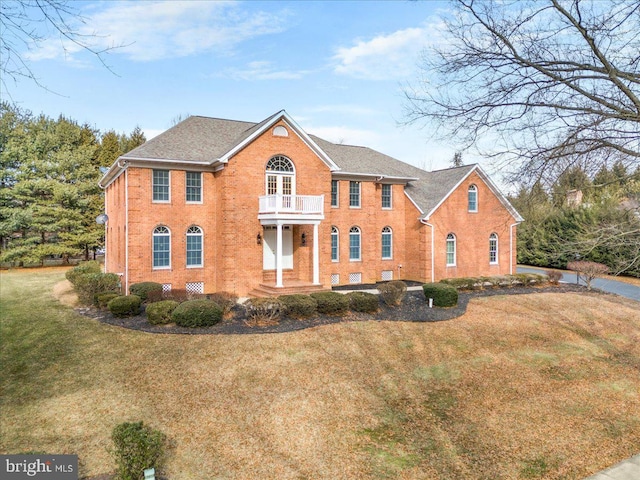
[377, 280, 407, 306]
[440, 277, 479, 290]
[129, 282, 163, 302]
[310, 291, 349, 316]
[74, 272, 121, 305]
[208, 292, 238, 316]
[244, 297, 284, 325]
[145, 300, 180, 325]
[65, 260, 101, 285]
[347, 291, 379, 313]
[279, 294, 317, 319]
[111, 421, 166, 480]
[171, 299, 223, 327]
[422, 283, 458, 307]
[107, 295, 142, 317]
[96, 292, 120, 309]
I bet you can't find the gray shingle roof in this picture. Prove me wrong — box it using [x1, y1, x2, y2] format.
[116, 113, 517, 220]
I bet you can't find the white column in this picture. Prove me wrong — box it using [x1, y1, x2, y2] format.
[313, 223, 320, 285]
[276, 223, 283, 288]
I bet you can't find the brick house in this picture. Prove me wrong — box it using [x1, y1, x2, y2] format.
[98, 110, 523, 296]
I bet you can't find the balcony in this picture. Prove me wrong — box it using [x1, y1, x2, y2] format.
[258, 194, 324, 222]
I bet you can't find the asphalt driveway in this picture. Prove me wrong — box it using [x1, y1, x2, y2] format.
[517, 265, 640, 302]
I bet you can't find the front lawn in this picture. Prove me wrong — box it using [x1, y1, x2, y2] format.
[1, 268, 639, 479]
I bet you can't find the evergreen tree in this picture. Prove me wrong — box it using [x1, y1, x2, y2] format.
[97, 130, 123, 167]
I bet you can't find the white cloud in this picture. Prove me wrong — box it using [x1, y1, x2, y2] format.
[26, 1, 290, 63]
[221, 61, 310, 81]
[333, 25, 439, 80]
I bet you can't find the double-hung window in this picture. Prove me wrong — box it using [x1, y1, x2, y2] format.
[349, 226, 361, 261]
[186, 172, 202, 203]
[331, 226, 339, 262]
[489, 233, 498, 264]
[153, 170, 170, 202]
[468, 185, 478, 212]
[446, 233, 456, 266]
[186, 226, 203, 267]
[381, 184, 392, 209]
[331, 180, 339, 207]
[153, 226, 171, 268]
[381, 226, 392, 259]
[349, 181, 361, 208]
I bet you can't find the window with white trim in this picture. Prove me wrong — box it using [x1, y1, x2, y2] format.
[349, 226, 361, 261]
[185, 172, 202, 203]
[349, 181, 361, 208]
[265, 156, 295, 205]
[446, 233, 456, 266]
[468, 185, 478, 212]
[331, 226, 339, 262]
[186, 226, 203, 267]
[489, 233, 498, 264]
[381, 184, 392, 209]
[331, 180, 339, 207]
[381, 226, 392, 259]
[153, 226, 171, 268]
[153, 170, 170, 202]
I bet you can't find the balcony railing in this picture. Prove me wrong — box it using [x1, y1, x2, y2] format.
[259, 194, 324, 215]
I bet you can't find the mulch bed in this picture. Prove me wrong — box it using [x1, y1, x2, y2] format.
[77, 283, 592, 336]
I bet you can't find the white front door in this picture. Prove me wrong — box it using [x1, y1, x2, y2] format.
[263, 226, 293, 270]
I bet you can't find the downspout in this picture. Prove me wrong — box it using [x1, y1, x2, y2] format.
[103, 189, 108, 273]
[125, 169, 129, 295]
[420, 218, 435, 283]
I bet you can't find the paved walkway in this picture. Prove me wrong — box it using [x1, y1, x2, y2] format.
[584, 454, 640, 480]
[517, 266, 640, 302]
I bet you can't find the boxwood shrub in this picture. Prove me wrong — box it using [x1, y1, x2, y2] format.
[107, 295, 142, 317]
[422, 283, 458, 307]
[74, 272, 121, 306]
[171, 299, 223, 327]
[310, 291, 349, 316]
[377, 280, 407, 306]
[129, 282, 163, 302]
[279, 294, 317, 319]
[65, 260, 102, 285]
[146, 300, 180, 325]
[96, 292, 120, 309]
[347, 291, 379, 313]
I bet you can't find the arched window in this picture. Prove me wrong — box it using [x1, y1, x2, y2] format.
[381, 226, 392, 259]
[153, 226, 171, 269]
[265, 156, 295, 206]
[468, 185, 478, 212]
[446, 233, 456, 266]
[186, 226, 203, 267]
[331, 226, 339, 262]
[489, 233, 498, 264]
[349, 226, 361, 261]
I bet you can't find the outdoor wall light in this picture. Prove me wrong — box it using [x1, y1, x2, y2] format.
[256, 233, 262, 245]
[301, 232, 307, 246]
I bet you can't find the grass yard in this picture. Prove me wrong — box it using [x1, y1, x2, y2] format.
[1, 268, 639, 479]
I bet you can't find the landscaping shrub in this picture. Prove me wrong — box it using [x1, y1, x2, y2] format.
[567, 260, 609, 290]
[440, 277, 480, 290]
[347, 291, 379, 313]
[111, 421, 166, 480]
[96, 292, 120, 309]
[310, 291, 349, 315]
[161, 289, 205, 303]
[74, 272, 121, 305]
[65, 260, 101, 285]
[546, 270, 563, 285]
[129, 282, 163, 302]
[377, 280, 407, 306]
[243, 297, 284, 325]
[107, 295, 142, 317]
[208, 292, 238, 317]
[422, 283, 458, 307]
[279, 294, 317, 319]
[145, 300, 179, 325]
[171, 299, 222, 327]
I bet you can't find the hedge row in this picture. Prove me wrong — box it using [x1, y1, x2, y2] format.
[439, 273, 548, 291]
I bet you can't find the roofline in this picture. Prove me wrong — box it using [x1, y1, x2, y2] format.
[404, 190, 424, 215]
[332, 171, 419, 183]
[421, 164, 524, 222]
[219, 110, 340, 171]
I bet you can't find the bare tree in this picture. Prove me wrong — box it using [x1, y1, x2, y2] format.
[1, 0, 118, 94]
[405, 0, 640, 186]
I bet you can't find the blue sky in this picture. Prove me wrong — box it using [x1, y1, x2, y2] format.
[6, 0, 467, 173]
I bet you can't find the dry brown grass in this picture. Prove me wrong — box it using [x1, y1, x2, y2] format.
[2, 270, 639, 479]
